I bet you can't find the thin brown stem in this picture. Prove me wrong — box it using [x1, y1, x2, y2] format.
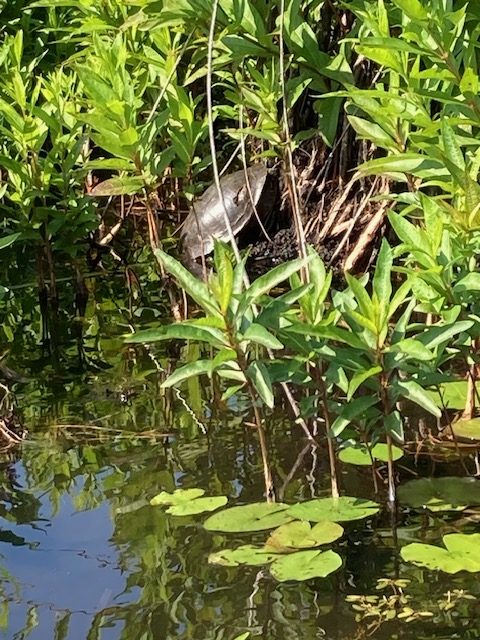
[316, 367, 339, 498]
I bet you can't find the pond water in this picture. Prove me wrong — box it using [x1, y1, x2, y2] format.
[1, 278, 480, 639]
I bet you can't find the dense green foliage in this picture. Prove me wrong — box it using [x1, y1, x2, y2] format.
[2, 0, 480, 494]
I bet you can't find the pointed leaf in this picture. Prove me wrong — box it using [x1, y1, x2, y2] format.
[247, 361, 274, 407]
[162, 359, 213, 388]
[394, 379, 441, 417]
[154, 249, 221, 317]
[242, 323, 284, 350]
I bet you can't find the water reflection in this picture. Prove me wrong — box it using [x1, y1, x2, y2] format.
[0, 281, 479, 639]
[0, 422, 477, 640]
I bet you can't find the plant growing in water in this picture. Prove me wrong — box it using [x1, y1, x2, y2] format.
[128, 243, 311, 501]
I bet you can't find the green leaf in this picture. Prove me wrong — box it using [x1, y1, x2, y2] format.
[213, 241, 234, 312]
[247, 361, 274, 408]
[265, 521, 344, 552]
[151, 488, 205, 505]
[288, 497, 380, 522]
[150, 488, 227, 516]
[388, 211, 423, 249]
[242, 324, 284, 350]
[354, 154, 444, 180]
[237, 256, 311, 318]
[388, 338, 435, 361]
[204, 502, 293, 532]
[347, 366, 382, 401]
[208, 545, 280, 567]
[373, 238, 392, 295]
[391, 0, 428, 22]
[451, 417, 480, 441]
[394, 379, 441, 417]
[0, 233, 20, 251]
[84, 158, 135, 171]
[401, 534, 480, 574]
[426, 380, 468, 411]
[126, 324, 227, 348]
[454, 273, 480, 296]
[90, 176, 145, 196]
[270, 549, 342, 582]
[154, 249, 221, 317]
[416, 321, 474, 349]
[347, 115, 396, 149]
[330, 397, 379, 437]
[162, 360, 213, 388]
[441, 120, 465, 172]
[345, 273, 374, 320]
[222, 35, 267, 57]
[339, 443, 403, 466]
[398, 477, 480, 512]
[285, 323, 366, 351]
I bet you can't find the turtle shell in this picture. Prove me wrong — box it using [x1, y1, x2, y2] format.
[181, 164, 268, 260]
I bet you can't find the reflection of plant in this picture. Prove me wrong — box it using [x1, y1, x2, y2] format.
[346, 578, 433, 634]
[347, 579, 477, 637]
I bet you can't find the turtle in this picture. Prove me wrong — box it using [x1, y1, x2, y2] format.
[181, 164, 276, 273]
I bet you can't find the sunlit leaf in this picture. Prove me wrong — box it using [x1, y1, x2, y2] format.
[270, 549, 342, 582]
[452, 417, 480, 441]
[338, 443, 403, 466]
[401, 534, 480, 574]
[204, 502, 292, 532]
[209, 545, 280, 567]
[150, 488, 228, 516]
[90, 176, 145, 196]
[265, 520, 344, 551]
[288, 497, 380, 522]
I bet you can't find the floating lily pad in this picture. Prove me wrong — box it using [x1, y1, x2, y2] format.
[398, 477, 480, 512]
[150, 488, 205, 505]
[401, 534, 480, 574]
[204, 502, 293, 532]
[269, 549, 342, 582]
[208, 545, 280, 567]
[288, 497, 380, 522]
[339, 443, 403, 466]
[265, 520, 344, 551]
[451, 417, 480, 441]
[426, 380, 467, 410]
[150, 488, 227, 516]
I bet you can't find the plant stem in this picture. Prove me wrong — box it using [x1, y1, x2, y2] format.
[316, 367, 339, 498]
[379, 361, 396, 504]
[226, 322, 275, 502]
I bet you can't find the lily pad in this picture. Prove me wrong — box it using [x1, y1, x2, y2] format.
[208, 545, 280, 567]
[150, 488, 227, 516]
[270, 549, 342, 582]
[339, 443, 403, 466]
[288, 497, 380, 522]
[265, 520, 344, 551]
[401, 534, 480, 574]
[398, 477, 480, 512]
[451, 417, 480, 441]
[150, 488, 205, 505]
[204, 502, 293, 532]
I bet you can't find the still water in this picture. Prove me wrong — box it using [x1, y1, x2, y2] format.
[1, 280, 479, 639]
